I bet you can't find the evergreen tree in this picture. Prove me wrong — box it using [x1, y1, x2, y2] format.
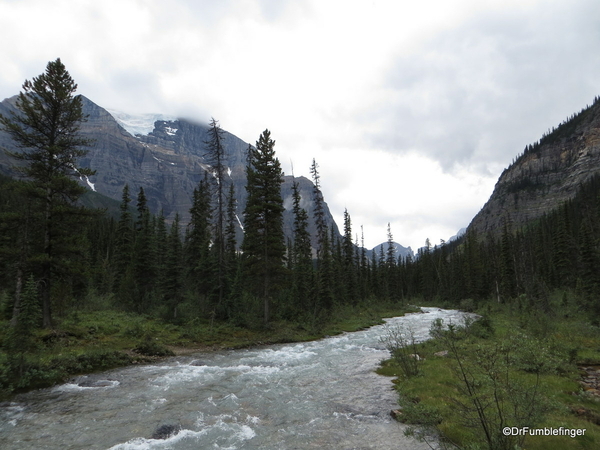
[241, 129, 285, 325]
[310, 159, 334, 310]
[184, 175, 214, 308]
[6, 275, 40, 375]
[221, 182, 239, 319]
[290, 180, 314, 316]
[385, 223, 400, 301]
[0, 59, 93, 327]
[341, 209, 357, 303]
[113, 185, 134, 306]
[358, 226, 369, 301]
[0, 177, 41, 325]
[204, 118, 228, 311]
[578, 218, 600, 300]
[132, 187, 154, 312]
[500, 222, 517, 299]
[310, 159, 328, 257]
[225, 183, 238, 260]
[163, 214, 183, 319]
[154, 211, 168, 303]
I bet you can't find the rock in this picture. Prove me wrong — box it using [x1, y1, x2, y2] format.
[151, 424, 182, 440]
[434, 350, 449, 357]
[390, 409, 402, 420]
[78, 379, 115, 388]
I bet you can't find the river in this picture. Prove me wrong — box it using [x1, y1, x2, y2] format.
[0, 307, 468, 449]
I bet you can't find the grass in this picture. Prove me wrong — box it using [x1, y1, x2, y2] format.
[379, 295, 600, 450]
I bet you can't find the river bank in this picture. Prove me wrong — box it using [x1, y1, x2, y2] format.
[379, 297, 600, 450]
[0, 302, 418, 400]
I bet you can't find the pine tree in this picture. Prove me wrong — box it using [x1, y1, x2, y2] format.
[184, 175, 214, 307]
[154, 211, 168, 303]
[290, 180, 314, 315]
[241, 129, 285, 325]
[6, 275, 40, 375]
[342, 209, 357, 303]
[163, 214, 183, 319]
[358, 226, 368, 301]
[204, 118, 228, 311]
[0, 177, 41, 326]
[113, 185, 134, 305]
[0, 59, 93, 327]
[385, 223, 399, 301]
[310, 159, 334, 310]
[221, 182, 239, 319]
[132, 187, 154, 312]
[225, 183, 238, 260]
[310, 159, 328, 257]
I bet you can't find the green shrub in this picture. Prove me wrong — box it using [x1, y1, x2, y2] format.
[380, 325, 422, 378]
[133, 335, 174, 357]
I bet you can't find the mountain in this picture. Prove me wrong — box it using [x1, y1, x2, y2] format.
[468, 96, 600, 235]
[0, 95, 340, 248]
[447, 228, 466, 243]
[366, 242, 414, 262]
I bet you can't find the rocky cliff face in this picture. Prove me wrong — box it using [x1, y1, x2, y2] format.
[0, 95, 340, 247]
[468, 97, 600, 235]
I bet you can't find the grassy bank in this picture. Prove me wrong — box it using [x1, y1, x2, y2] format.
[0, 301, 417, 399]
[379, 293, 600, 450]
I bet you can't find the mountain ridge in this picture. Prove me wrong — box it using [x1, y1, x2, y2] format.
[468, 96, 600, 236]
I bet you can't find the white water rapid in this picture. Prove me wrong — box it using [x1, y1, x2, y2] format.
[0, 307, 469, 449]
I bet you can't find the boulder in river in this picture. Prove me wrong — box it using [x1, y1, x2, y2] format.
[151, 424, 182, 440]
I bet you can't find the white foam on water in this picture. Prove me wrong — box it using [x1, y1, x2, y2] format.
[242, 346, 318, 368]
[1, 403, 26, 428]
[52, 379, 120, 392]
[107, 428, 206, 450]
[245, 414, 260, 425]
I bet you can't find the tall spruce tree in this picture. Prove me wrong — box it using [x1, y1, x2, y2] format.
[163, 214, 183, 319]
[6, 275, 40, 375]
[205, 118, 228, 310]
[0, 58, 93, 327]
[310, 159, 328, 257]
[184, 175, 214, 305]
[114, 185, 134, 304]
[310, 159, 334, 310]
[241, 129, 285, 325]
[342, 209, 357, 303]
[291, 180, 314, 314]
[132, 187, 154, 312]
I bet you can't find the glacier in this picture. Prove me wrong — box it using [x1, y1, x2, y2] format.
[107, 109, 176, 137]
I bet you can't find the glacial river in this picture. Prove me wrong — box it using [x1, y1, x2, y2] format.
[0, 307, 468, 449]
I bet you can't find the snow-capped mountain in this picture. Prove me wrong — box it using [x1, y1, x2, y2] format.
[0, 95, 340, 249]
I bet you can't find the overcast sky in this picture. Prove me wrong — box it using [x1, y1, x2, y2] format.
[1, 0, 600, 250]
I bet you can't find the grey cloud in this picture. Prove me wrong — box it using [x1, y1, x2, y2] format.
[370, 1, 600, 174]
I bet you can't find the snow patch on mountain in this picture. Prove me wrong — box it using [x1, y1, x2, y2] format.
[85, 175, 96, 192]
[107, 110, 176, 137]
